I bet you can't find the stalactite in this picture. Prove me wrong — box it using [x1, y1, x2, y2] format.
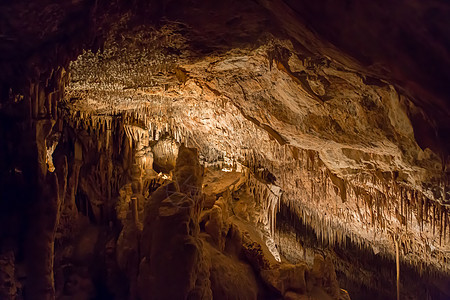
[439, 206, 443, 246]
[57, 99, 450, 275]
[444, 208, 448, 244]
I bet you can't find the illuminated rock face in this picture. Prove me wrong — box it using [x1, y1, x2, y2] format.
[0, 0, 449, 299]
[65, 22, 449, 274]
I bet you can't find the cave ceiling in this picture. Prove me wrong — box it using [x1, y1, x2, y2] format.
[1, 0, 450, 287]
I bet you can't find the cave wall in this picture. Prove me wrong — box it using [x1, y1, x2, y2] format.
[0, 64, 65, 298]
[1, 0, 450, 299]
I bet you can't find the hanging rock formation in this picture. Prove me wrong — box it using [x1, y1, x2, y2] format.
[0, 0, 449, 299]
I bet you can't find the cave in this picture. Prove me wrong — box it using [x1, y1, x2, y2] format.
[0, 1, 449, 299]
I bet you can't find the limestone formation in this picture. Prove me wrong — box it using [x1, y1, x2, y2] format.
[0, 1, 449, 299]
[0, 251, 17, 300]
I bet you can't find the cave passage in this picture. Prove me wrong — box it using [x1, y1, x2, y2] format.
[0, 1, 449, 300]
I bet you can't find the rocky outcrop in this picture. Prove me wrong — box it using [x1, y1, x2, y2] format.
[0, 65, 67, 299]
[60, 20, 449, 281]
[1, 0, 449, 299]
[0, 251, 17, 300]
[138, 145, 212, 300]
[205, 242, 259, 300]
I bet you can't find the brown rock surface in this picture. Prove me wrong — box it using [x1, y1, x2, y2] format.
[261, 263, 308, 295]
[60, 22, 449, 280]
[205, 243, 259, 300]
[0, 0, 449, 299]
[0, 251, 17, 300]
[138, 148, 212, 300]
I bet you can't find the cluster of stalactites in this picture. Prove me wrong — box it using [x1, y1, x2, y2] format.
[62, 110, 115, 151]
[245, 171, 282, 262]
[116, 107, 244, 169]
[69, 107, 449, 248]
[349, 178, 449, 245]
[61, 106, 449, 274]
[27, 67, 67, 120]
[58, 110, 137, 224]
[280, 198, 378, 251]
[247, 173, 282, 238]
[239, 143, 449, 274]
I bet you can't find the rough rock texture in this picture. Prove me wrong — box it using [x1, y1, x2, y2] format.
[206, 243, 259, 300]
[61, 17, 450, 281]
[142, 193, 211, 300]
[0, 251, 16, 300]
[138, 146, 212, 300]
[261, 263, 308, 295]
[1, 0, 450, 299]
[259, 0, 450, 154]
